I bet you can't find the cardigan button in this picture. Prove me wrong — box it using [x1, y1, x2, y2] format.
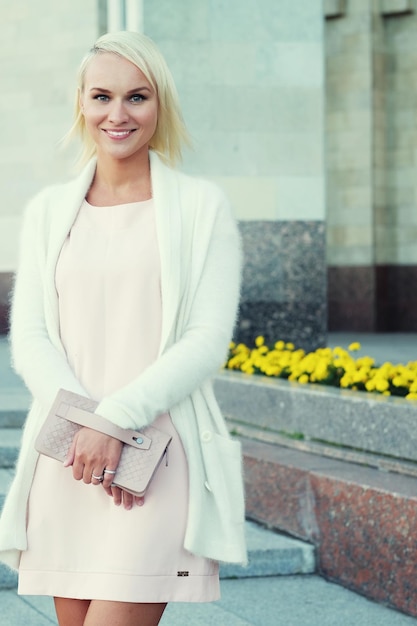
[201, 430, 212, 443]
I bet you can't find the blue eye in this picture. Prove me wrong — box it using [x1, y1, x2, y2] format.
[130, 94, 145, 103]
[93, 94, 109, 102]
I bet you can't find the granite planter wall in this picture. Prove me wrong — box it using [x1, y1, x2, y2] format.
[214, 370, 417, 463]
[215, 370, 417, 617]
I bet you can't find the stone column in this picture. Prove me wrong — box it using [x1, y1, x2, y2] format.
[326, 0, 417, 332]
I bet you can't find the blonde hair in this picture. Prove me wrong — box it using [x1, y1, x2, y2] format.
[66, 31, 191, 167]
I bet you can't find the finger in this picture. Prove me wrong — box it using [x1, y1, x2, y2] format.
[103, 484, 113, 497]
[122, 490, 134, 510]
[102, 468, 117, 489]
[111, 485, 123, 506]
[135, 496, 145, 507]
[63, 432, 77, 468]
[91, 470, 104, 485]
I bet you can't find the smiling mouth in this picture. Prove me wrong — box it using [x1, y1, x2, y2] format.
[103, 129, 136, 139]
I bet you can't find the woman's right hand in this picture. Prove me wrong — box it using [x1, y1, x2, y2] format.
[102, 484, 145, 509]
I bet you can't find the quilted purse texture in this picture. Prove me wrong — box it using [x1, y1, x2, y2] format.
[35, 389, 172, 496]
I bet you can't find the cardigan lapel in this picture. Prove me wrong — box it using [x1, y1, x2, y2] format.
[150, 151, 182, 355]
[44, 160, 97, 350]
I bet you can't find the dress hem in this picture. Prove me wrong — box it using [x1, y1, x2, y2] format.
[18, 570, 220, 603]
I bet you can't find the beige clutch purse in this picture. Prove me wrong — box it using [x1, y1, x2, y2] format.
[35, 389, 172, 497]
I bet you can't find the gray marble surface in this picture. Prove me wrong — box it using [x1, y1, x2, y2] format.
[237, 220, 326, 351]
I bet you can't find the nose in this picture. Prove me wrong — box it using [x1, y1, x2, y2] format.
[108, 99, 129, 124]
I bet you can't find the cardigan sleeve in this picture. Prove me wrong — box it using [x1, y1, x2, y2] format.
[10, 193, 87, 409]
[95, 183, 242, 430]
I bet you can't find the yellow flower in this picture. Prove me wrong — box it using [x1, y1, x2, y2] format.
[312, 360, 329, 381]
[241, 362, 254, 375]
[375, 378, 389, 392]
[333, 346, 349, 358]
[265, 365, 281, 377]
[343, 361, 356, 374]
[365, 379, 376, 391]
[356, 356, 375, 368]
[340, 374, 353, 388]
[352, 369, 368, 384]
[223, 337, 417, 399]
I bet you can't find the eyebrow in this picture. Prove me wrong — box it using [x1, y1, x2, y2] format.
[89, 86, 152, 94]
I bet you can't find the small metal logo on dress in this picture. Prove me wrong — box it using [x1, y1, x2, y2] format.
[177, 571, 189, 577]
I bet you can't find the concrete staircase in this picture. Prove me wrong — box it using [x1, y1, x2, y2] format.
[0, 400, 316, 590]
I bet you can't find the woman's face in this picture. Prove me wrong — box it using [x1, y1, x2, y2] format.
[80, 52, 158, 163]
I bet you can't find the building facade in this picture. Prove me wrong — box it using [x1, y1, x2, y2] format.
[326, 0, 417, 331]
[4, 1, 416, 348]
[0, 0, 327, 350]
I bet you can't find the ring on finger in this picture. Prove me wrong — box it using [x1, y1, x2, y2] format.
[92, 473, 104, 482]
[103, 469, 117, 475]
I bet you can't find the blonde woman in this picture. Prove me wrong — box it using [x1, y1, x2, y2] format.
[0, 31, 246, 626]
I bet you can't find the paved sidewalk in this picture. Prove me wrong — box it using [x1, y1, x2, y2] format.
[2, 575, 417, 626]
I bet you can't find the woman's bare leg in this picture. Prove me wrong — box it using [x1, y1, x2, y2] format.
[84, 600, 167, 626]
[54, 597, 90, 626]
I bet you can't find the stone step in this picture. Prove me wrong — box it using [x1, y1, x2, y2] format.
[0, 469, 17, 589]
[243, 438, 417, 619]
[220, 520, 315, 579]
[0, 467, 316, 589]
[0, 429, 20, 468]
[0, 392, 29, 429]
[0, 469, 13, 513]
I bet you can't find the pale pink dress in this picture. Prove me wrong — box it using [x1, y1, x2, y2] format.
[18, 199, 219, 602]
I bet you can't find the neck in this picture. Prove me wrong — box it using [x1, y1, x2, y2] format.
[90, 149, 152, 204]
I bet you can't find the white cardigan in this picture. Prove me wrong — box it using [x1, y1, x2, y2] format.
[0, 152, 247, 569]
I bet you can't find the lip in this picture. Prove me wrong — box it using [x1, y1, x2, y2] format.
[102, 129, 136, 140]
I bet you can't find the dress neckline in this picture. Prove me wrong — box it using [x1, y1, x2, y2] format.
[79, 198, 155, 231]
[84, 198, 153, 210]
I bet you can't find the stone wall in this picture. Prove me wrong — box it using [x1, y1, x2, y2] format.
[0, 1, 100, 330]
[145, 0, 327, 350]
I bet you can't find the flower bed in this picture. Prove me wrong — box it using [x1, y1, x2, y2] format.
[225, 338, 417, 400]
